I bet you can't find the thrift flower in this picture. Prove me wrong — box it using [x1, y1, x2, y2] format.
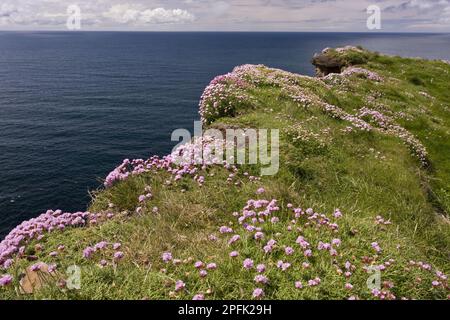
[295, 281, 303, 289]
[252, 288, 264, 299]
[230, 251, 239, 257]
[256, 264, 266, 273]
[285, 247, 294, 255]
[114, 251, 124, 261]
[193, 294, 205, 300]
[254, 275, 269, 285]
[206, 263, 217, 270]
[175, 280, 186, 292]
[243, 258, 254, 269]
[162, 252, 173, 263]
[0, 274, 13, 286]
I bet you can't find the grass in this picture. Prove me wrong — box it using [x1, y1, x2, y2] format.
[1, 47, 449, 300]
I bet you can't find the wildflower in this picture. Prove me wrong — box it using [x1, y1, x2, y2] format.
[252, 288, 264, 299]
[304, 249, 312, 257]
[57, 245, 65, 251]
[254, 232, 264, 240]
[285, 247, 294, 255]
[30, 262, 43, 272]
[432, 281, 441, 287]
[345, 283, 353, 290]
[254, 275, 269, 285]
[3, 259, 13, 269]
[270, 217, 279, 224]
[228, 235, 241, 245]
[219, 226, 233, 234]
[208, 234, 218, 241]
[302, 262, 310, 269]
[113, 243, 122, 250]
[162, 252, 173, 263]
[175, 280, 185, 292]
[277, 261, 291, 271]
[333, 209, 342, 218]
[48, 264, 57, 273]
[256, 188, 265, 195]
[256, 264, 266, 273]
[152, 207, 159, 214]
[0, 274, 13, 286]
[193, 294, 205, 300]
[206, 263, 217, 270]
[371, 242, 381, 253]
[114, 251, 124, 261]
[194, 261, 204, 269]
[94, 241, 108, 251]
[100, 259, 108, 267]
[199, 270, 208, 278]
[243, 258, 254, 270]
[295, 281, 303, 289]
[83, 246, 95, 259]
[332, 239, 341, 247]
[230, 251, 239, 257]
[49, 251, 58, 257]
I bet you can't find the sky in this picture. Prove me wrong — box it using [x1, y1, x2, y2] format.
[0, 0, 449, 32]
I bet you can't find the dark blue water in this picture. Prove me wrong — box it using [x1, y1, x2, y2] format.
[1, 32, 450, 238]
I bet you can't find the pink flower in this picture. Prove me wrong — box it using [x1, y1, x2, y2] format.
[100, 259, 108, 267]
[345, 283, 353, 290]
[302, 262, 310, 269]
[162, 252, 173, 263]
[0, 274, 13, 286]
[256, 188, 265, 195]
[295, 281, 303, 289]
[48, 264, 57, 273]
[83, 246, 95, 259]
[230, 251, 239, 257]
[206, 263, 217, 270]
[252, 288, 264, 298]
[333, 209, 342, 218]
[304, 249, 312, 257]
[199, 270, 208, 278]
[194, 261, 204, 269]
[254, 275, 269, 284]
[256, 264, 266, 273]
[285, 247, 294, 255]
[332, 239, 341, 247]
[175, 280, 185, 292]
[30, 262, 43, 272]
[243, 258, 254, 269]
[219, 226, 233, 234]
[114, 251, 124, 261]
[432, 280, 441, 287]
[371, 242, 381, 253]
[254, 232, 264, 240]
[49, 251, 58, 257]
[113, 243, 121, 250]
[192, 294, 205, 300]
[228, 235, 241, 245]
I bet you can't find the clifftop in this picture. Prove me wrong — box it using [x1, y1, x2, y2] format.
[1, 47, 449, 300]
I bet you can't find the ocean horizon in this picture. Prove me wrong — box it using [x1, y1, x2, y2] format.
[1, 31, 450, 238]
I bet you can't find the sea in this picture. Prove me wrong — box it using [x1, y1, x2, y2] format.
[1, 32, 450, 238]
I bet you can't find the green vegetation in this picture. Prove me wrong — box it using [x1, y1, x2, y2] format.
[1, 47, 449, 300]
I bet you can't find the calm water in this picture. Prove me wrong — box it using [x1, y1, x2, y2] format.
[1, 32, 449, 238]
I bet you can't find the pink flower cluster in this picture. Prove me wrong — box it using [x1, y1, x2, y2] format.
[0, 210, 92, 269]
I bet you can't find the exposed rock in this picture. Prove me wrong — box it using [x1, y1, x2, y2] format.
[311, 53, 344, 76]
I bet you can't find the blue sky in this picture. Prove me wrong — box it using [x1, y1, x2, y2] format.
[1, 0, 449, 32]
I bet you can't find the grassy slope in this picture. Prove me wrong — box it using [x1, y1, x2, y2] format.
[1, 48, 449, 300]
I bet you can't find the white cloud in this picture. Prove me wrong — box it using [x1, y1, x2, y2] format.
[0, 0, 448, 31]
[103, 4, 195, 25]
